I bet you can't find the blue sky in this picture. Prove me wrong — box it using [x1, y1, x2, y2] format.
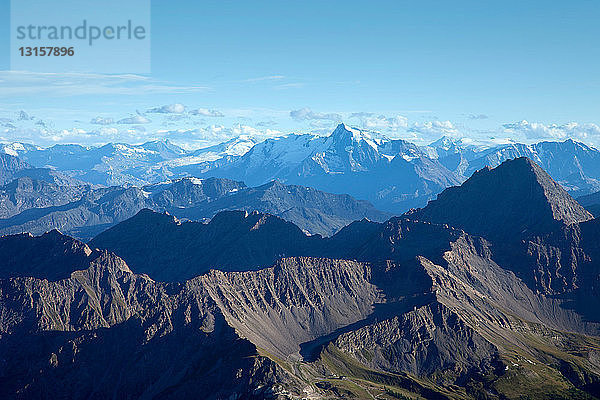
[1, 0, 600, 148]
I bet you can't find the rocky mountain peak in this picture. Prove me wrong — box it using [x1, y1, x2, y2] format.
[329, 123, 378, 147]
[121, 208, 180, 228]
[0, 229, 96, 280]
[411, 157, 593, 240]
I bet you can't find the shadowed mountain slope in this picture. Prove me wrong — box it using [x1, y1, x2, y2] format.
[411, 157, 593, 240]
[89, 209, 324, 281]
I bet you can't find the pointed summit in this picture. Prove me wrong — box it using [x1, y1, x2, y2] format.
[329, 123, 377, 145]
[140, 139, 187, 157]
[411, 157, 593, 240]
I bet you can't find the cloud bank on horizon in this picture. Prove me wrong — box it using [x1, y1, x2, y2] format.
[2, 102, 600, 150]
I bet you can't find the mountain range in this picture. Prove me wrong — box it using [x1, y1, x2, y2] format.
[2, 157, 600, 399]
[0, 174, 389, 240]
[4, 124, 600, 213]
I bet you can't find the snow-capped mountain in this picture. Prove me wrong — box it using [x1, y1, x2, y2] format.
[4, 124, 600, 212]
[199, 124, 459, 212]
[1, 139, 191, 186]
[0, 137, 259, 187]
[162, 135, 257, 173]
[0, 142, 41, 157]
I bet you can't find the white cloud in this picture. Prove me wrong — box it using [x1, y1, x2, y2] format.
[408, 120, 460, 137]
[117, 115, 151, 124]
[0, 71, 209, 97]
[163, 124, 281, 149]
[90, 116, 114, 125]
[148, 103, 186, 114]
[467, 114, 490, 120]
[290, 107, 341, 122]
[502, 120, 600, 141]
[349, 113, 408, 131]
[190, 108, 224, 117]
[242, 75, 285, 83]
[275, 83, 304, 90]
[94, 127, 120, 136]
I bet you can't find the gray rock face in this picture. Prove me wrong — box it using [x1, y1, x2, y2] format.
[333, 302, 500, 377]
[409, 157, 598, 295]
[0, 177, 87, 219]
[0, 154, 30, 185]
[201, 257, 381, 359]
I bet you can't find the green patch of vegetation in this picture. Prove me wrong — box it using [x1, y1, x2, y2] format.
[319, 343, 470, 399]
[494, 355, 595, 400]
[315, 379, 371, 398]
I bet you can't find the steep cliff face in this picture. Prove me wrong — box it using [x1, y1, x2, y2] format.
[409, 157, 597, 295]
[201, 257, 382, 359]
[333, 302, 500, 379]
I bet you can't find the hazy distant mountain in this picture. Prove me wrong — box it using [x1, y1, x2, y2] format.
[464, 139, 600, 195]
[577, 190, 600, 216]
[0, 176, 87, 219]
[173, 179, 389, 235]
[0, 176, 389, 239]
[0, 153, 85, 187]
[1, 140, 187, 186]
[0, 138, 252, 187]
[191, 126, 600, 211]
[0, 153, 30, 185]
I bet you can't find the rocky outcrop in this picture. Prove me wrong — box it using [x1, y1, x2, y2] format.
[202, 257, 381, 359]
[333, 302, 500, 379]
